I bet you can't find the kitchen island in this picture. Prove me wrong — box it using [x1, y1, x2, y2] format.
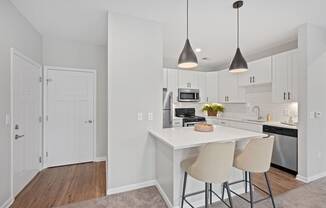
[149, 125, 266, 208]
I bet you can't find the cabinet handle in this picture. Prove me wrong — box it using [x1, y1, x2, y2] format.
[288, 92, 291, 100]
[250, 77, 252, 83]
[284, 92, 286, 100]
[253, 76, 255, 83]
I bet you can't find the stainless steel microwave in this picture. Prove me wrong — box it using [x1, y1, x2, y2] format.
[178, 88, 200, 102]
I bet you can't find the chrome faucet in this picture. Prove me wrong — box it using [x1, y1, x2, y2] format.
[252, 105, 262, 120]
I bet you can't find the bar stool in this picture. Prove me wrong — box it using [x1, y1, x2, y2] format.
[226, 137, 276, 208]
[180, 142, 235, 208]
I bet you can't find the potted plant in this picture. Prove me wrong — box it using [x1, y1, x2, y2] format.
[202, 103, 224, 117]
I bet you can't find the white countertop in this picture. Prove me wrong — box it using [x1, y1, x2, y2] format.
[149, 125, 267, 150]
[206, 116, 298, 130]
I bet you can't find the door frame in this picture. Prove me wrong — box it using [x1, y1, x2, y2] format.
[43, 66, 97, 168]
[10, 48, 43, 198]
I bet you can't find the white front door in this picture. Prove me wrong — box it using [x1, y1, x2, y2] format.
[45, 68, 95, 167]
[12, 50, 42, 196]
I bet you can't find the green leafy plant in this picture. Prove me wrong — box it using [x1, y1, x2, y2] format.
[202, 103, 224, 116]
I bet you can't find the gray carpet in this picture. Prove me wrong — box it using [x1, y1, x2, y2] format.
[57, 177, 326, 208]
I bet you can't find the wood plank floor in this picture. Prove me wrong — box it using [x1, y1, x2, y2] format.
[11, 162, 106, 208]
[10, 162, 302, 208]
[253, 167, 304, 196]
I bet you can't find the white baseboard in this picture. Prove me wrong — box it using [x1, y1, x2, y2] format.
[1, 197, 14, 208]
[297, 171, 326, 183]
[94, 156, 107, 162]
[154, 182, 174, 208]
[107, 180, 157, 195]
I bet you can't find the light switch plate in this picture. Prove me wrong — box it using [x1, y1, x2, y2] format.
[137, 112, 143, 121]
[148, 112, 153, 121]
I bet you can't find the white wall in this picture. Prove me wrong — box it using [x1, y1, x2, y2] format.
[42, 37, 108, 158]
[107, 12, 162, 191]
[0, 0, 42, 206]
[297, 24, 326, 181]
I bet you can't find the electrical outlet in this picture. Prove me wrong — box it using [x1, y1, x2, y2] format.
[137, 112, 143, 121]
[148, 112, 153, 121]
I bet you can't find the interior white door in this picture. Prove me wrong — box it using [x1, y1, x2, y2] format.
[46, 69, 95, 167]
[12, 51, 42, 196]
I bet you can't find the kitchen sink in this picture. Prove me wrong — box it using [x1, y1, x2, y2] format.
[244, 119, 267, 123]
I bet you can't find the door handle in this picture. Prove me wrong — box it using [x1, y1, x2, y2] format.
[85, 120, 93, 124]
[15, 135, 24, 140]
[284, 92, 286, 100]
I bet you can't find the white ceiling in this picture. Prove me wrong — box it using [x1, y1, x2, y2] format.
[10, 0, 326, 71]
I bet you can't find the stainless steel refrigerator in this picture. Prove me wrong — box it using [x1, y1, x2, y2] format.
[163, 88, 173, 128]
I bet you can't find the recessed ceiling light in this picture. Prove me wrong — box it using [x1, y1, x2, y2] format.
[195, 48, 202, 53]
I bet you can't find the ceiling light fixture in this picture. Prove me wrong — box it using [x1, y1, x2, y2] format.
[229, 0, 248, 73]
[178, 0, 198, 69]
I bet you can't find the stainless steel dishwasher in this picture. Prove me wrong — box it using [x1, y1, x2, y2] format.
[263, 125, 298, 175]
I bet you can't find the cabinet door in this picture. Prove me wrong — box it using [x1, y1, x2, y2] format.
[219, 70, 244, 103]
[167, 68, 179, 101]
[272, 53, 288, 103]
[250, 57, 272, 85]
[287, 50, 299, 102]
[178, 70, 198, 89]
[238, 57, 272, 87]
[197, 72, 207, 103]
[163, 68, 168, 88]
[206, 71, 218, 103]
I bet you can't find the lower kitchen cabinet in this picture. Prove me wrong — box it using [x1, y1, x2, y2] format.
[211, 118, 263, 132]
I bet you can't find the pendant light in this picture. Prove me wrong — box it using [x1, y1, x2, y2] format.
[229, 0, 248, 73]
[178, 0, 198, 69]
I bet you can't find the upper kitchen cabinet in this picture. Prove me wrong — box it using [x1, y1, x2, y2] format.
[178, 70, 198, 89]
[272, 50, 299, 103]
[238, 57, 272, 87]
[166, 68, 179, 101]
[206, 71, 219, 103]
[218, 69, 245, 103]
[163, 68, 168, 88]
[197, 72, 207, 103]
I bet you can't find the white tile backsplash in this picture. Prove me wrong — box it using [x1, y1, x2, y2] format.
[173, 84, 298, 123]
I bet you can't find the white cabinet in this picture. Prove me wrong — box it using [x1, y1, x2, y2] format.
[272, 50, 299, 103]
[212, 119, 262, 132]
[197, 72, 207, 103]
[206, 72, 219, 103]
[178, 70, 198, 89]
[163, 68, 168, 88]
[218, 69, 245, 103]
[238, 57, 272, 87]
[167, 68, 179, 101]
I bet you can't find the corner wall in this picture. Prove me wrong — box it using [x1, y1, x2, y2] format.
[107, 12, 163, 191]
[0, 0, 42, 206]
[297, 24, 326, 181]
[42, 37, 108, 158]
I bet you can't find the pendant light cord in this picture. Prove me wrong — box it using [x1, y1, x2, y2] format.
[187, 0, 189, 39]
[237, 7, 240, 48]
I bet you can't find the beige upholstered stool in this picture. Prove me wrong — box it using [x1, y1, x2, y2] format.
[226, 137, 275, 208]
[180, 142, 235, 208]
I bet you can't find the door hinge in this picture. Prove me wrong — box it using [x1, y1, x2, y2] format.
[46, 152, 48, 157]
[46, 78, 53, 85]
[39, 156, 42, 163]
[46, 115, 49, 121]
[39, 77, 43, 83]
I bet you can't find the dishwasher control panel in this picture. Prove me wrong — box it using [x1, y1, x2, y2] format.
[263, 125, 297, 137]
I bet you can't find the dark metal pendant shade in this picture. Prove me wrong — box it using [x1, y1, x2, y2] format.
[229, 48, 248, 73]
[178, 38, 198, 69]
[229, 0, 248, 73]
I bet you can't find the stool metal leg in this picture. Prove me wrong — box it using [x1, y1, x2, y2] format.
[181, 172, 187, 208]
[244, 171, 248, 193]
[205, 183, 209, 208]
[225, 182, 234, 208]
[249, 172, 254, 208]
[264, 172, 276, 208]
[221, 183, 225, 200]
[209, 183, 213, 204]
